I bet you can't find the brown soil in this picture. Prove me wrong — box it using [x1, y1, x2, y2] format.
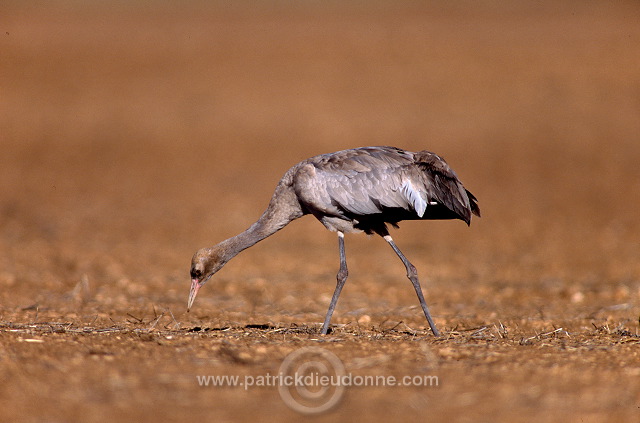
[1, 2, 639, 422]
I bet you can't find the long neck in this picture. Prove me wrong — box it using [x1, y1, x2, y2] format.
[212, 176, 304, 265]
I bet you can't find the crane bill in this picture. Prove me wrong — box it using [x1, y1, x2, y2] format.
[187, 278, 202, 311]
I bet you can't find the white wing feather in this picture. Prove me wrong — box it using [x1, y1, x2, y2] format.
[400, 180, 427, 217]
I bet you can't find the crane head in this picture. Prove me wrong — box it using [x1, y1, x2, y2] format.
[187, 247, 225, 311]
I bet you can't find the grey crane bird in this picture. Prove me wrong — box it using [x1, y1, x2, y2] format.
[188, 146, 480, 336]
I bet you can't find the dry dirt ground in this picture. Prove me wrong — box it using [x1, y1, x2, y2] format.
[2, 2, 640, 422]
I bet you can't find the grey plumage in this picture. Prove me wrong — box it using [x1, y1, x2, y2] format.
[189, 146, 480, 336]
[295, 146, 479, 235]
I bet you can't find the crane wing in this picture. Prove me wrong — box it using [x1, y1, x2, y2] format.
[294, 146, 479, 226]
[296, 146, 425, 218]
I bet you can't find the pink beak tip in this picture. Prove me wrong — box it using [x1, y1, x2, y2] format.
[187, 278, 202, 311]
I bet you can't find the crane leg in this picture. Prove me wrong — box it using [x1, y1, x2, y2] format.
[321, 231, 348, 335]
[383, 235, 441, 337]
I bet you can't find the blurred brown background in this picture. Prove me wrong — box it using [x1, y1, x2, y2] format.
[1, 1, 639, 422]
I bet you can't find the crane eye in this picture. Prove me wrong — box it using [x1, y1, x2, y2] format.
[191, 268, 202, 280]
